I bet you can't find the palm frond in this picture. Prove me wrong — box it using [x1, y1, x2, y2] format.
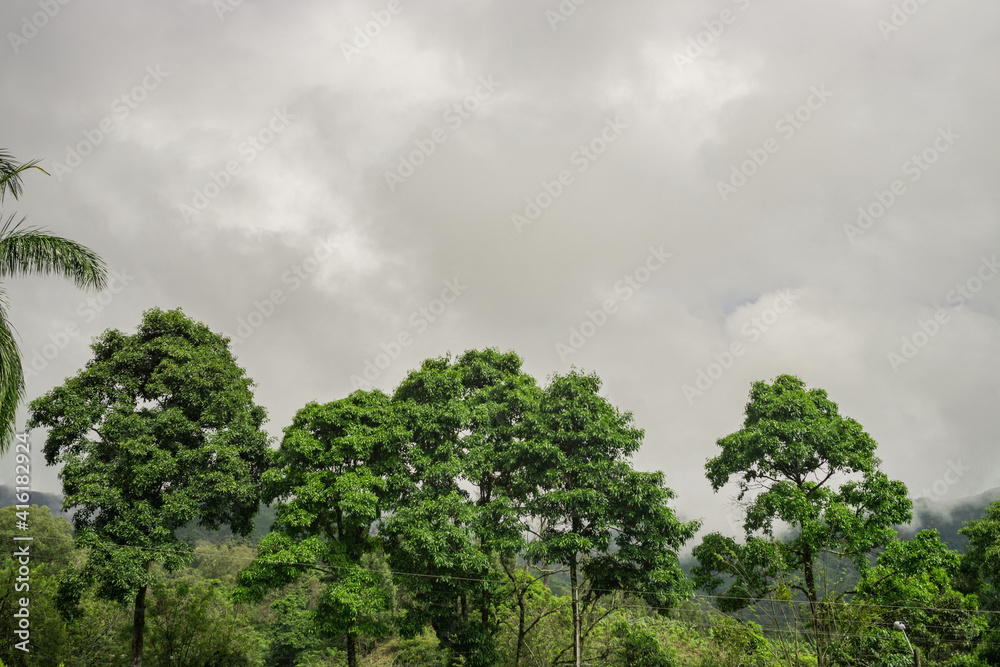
[0, 285, 24, 456]
[0, 215, 109, 290]
[0, 150, 48, 202]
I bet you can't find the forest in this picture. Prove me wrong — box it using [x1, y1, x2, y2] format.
[2, 306, 1000, 667]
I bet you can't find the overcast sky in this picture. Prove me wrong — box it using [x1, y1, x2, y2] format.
[3, 0, 999, 536]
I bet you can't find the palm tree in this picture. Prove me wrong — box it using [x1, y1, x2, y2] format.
[0, 150, 108, 454]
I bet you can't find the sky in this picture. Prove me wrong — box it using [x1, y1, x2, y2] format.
[2, 0, 999, 537]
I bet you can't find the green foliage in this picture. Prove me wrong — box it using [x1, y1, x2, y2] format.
[698, 375, 912, 665]
[823, 602, 915, 667]
[0, 559, 70, 666]
[943, 656, 993, 667]
[707, 617, 774, 667]
[143, 578, 264, 666]
[973, 630, 1000, 666]
[0, 505, 78, 666]
[522, 368, 698, 665]
[0, 504, 75, 567]
[705, 375, 912, 572]
[958, 502, 1000, 665]
[13, 360, 999, 666]
[0, 149, 107, 455]
[392, 632, 454, 667]
[236, 389, 404, 666]
[384, 350, 540, 664]
[28, 307, 272, 663]
[381, 356, 697, 667]
[851, 530, 984, 663]
[295, 648, 347, 666]
[265, 584, 323, 666]
[613, 619, 678, 667]
[691, 534, 783, 613]
[959, 500, 1000, 615]
[61, 596, 131, 667]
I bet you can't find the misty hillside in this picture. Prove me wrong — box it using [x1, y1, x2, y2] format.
[0, 485, 276, 545]
[899, 485, 1000, 551]
[0, 486, 69, 519]
[4, 484, 998, 551]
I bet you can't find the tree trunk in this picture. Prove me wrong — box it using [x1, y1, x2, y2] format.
[130, 583, 148, 667]
[347, 630, 357, 667]
[802, 545, 822, 667]
[571, 553, 581, 667]
[515, 589, 527, 667]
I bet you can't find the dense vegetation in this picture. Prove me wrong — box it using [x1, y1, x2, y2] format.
[4, 308, 1000, 667]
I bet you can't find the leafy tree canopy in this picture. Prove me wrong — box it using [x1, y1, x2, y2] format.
[697, 375, 912, 666]
[28, 307, 271, 666]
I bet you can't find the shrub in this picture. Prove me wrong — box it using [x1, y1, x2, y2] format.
[614, 620, 677, 667]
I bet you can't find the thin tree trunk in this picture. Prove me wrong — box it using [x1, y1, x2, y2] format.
[130, 581, 148, 667]
[347, 630, 357, 667]
[515, 588, 527, 667]
[571, 553, 581, 667]
[802, 545, 822, 667]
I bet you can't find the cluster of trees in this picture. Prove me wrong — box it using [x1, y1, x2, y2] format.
[10, 305, 1000, 666]
[689, 376, 992, 666]
[4, 150, 1000, 666]
[21, 307, 699, 667]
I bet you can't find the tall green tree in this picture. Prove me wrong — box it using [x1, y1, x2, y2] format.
[522, 370, 698, 667]
[957, 500, 1000, 665]
[457, 349, 544, 667]
[694, 374, 912, 666]
[27, 307, 272, 667]
[383, 349, 545, 666]
[0, 150, 107, 454]
[234, 390, 405, 667]
[382, 352, 505, 665]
